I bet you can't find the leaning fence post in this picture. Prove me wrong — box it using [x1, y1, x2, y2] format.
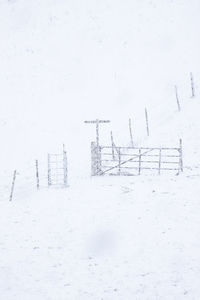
[145, 108, 150, 136]
[35, 160, 40, 190]
[9, 170, 17, 201]
[179, 139, 183, 173]
[175, 85, 181, 111]
[48, 154, 51, 186]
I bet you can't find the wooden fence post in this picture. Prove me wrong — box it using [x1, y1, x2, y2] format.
[9, 170, 17, 201]
[111, 131, 115, 159]
[145, 108, 150, 136]
[91, 142, 97, 176]
[129, 118, 134, 147]
[175, 85, 181, 111]
[85, 119, 110, 172]
[190, 72, 195, 98]
[35, 160, 39, 190]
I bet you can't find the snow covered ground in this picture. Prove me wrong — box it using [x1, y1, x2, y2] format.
[1, 0, 200, 299]
[1, 175, 200, 299]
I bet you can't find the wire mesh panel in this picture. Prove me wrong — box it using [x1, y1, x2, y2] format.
[48, 150, 68, 188]
[91, 142, 182, 176]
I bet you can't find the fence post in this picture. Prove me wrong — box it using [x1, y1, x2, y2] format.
[145, 108, 150, 136]
[175, 85, 181, 111]
[35, 160, 39, 190]
[63, 145, 68, 187]
[96, 144, 101, 175]
[129, 118, 134, 147]
[138, 149, 142, 175]
[111, 131, 115, 160]
[9, 170, 17, 201]
[158, 148, 162, 175]
[179, 139, 183, 173]
[190, 72, 195, 98]
[91, 142, 97, 176]
[48, 154, 51, 186]
[118, 147, 121, 175]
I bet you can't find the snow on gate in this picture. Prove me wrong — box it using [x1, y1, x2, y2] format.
[48, 146, 68, 188]
[91, 140, 183, 176]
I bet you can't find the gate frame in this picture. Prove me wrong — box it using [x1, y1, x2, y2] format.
[91, 139, 183, 176]
[48, 146, 68, 188]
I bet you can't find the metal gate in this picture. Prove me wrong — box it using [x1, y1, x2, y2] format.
[48, 146, 68, 187]
[91, 140, 183, 176]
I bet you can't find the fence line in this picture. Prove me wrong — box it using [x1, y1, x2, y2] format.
[0, 146, 68, 202]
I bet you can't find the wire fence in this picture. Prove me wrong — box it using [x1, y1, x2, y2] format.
[0, 147, 68, 202]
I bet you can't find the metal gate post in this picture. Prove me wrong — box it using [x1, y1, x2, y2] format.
[118, 148, 121, 175]
[179, 139, 183, 173]
[91, 142, 97, 176]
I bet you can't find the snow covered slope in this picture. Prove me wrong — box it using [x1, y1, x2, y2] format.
[0, 0, 200, 177]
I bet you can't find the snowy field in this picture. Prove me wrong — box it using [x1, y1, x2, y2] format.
[1, 0, 200, 299]
[1, 175, 200, 299]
